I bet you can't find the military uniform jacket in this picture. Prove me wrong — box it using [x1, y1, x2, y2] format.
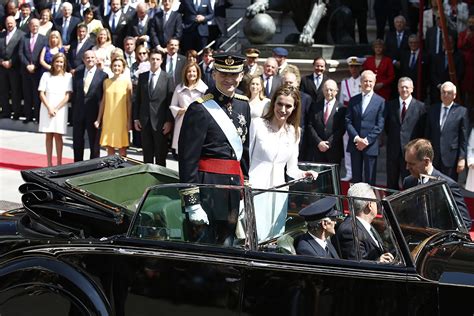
[179, 87, 251, 186]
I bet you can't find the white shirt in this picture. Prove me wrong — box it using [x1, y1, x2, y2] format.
[324, 98, 336, 120]
[356, 217, 379, 246]
[262, 74, 272, 92]
[361, 91, 373, 114]
[109, 10, 122, 28]
[166, 54, 176, 73]
[149, 69, 160, 89]
[308, 232, 327, 250]
[5, 28, 17, 45]
[313, 73, 323, 89]
[339, 76, 361, 105]
[83, 65, 97, 81]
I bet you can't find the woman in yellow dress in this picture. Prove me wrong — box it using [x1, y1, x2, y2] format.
[94, 57, 132, 156]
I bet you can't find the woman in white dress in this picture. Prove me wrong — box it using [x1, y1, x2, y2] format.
[169, 62, 208, 154]
[38, 53, 72, 167]
[466, 128, 474, 191]
[249, 85, 317, 242]
[246, 76, 270, 119]
[92, 28, 115, 75]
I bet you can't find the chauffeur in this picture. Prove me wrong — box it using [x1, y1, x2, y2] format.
[178, 53, 251, 245]
[296, 197, 340, 259]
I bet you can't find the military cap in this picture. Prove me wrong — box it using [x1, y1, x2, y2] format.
[245, 48, 261, 58]
[298, 197, 338, 222]
[346, 56, 363, 66]
[272, 47, 288, 57]
[213, 53, 245, 73]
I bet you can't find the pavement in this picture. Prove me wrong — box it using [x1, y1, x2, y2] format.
[0, 117, 178, 205]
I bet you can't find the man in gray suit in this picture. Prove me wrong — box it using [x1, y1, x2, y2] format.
[345, 70, 385, 185]
[261, 57, 282, 99]
[134, 49, 174, 166]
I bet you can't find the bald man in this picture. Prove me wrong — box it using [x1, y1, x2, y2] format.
[306, 79, 346, 164]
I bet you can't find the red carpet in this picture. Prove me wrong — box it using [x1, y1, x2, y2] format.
[0, 148, 74, 171]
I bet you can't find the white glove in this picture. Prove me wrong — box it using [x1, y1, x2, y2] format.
[185, 204, 209, 225]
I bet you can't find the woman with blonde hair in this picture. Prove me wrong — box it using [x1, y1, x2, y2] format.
[39, 30, 65, 72]
[169, 62, 208, 155]
[246, 75, 270, 118]
[38, 53, 72, 166]
[249, 85, 317, 242]
[95, 57, 132, 156]
[92, 28, 115, 74]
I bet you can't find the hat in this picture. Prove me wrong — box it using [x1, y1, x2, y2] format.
[298, 197, 338, 222]
[245, 48, 260, 58]
[346, 56, 362, 66]
[272, 47, 288, 57]
[213, 53, 245, 73]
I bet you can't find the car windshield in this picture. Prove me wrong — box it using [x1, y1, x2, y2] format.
[384, 181, 463, 252]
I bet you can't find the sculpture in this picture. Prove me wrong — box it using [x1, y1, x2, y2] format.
[245, 0, 354, 45]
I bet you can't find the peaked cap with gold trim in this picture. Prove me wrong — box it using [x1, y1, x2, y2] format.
[213, 53, 245, 73]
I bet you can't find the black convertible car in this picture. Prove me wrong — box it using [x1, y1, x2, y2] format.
[0, 156, 473, 316]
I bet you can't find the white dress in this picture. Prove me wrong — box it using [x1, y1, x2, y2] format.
[249, 118, 304, 242]
[249, 97, 270, 119]
[38, 72, 73, 135]
[169, 79, 208, 153]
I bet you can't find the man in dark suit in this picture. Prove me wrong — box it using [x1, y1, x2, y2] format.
[399, 34, 428, 100]
[126, 3, 149, 47]
[373, 0, 401, 40]
[425, 81, 469, 181]
[341, 0, 368, 44]
[72, 0, 92, 19]
[384, 15, 410, 64]
[296, 197, 340, 258]
[300, 57, 328, 105]
[425, 16, 457, 59]
[134, 49, 174, 166]
[104, 0, 129, 47]
[282, 72, 313, 159]
[200, 47, 215, 89]
[149, 0, 183, 52]
[179, 0, 214, 53]
[0, 16, 24, 119]
[333, 182, 394, 262]
[49, 0, 64, 20]
[53, 2, 81, 50]
[345, 70, 385, 186]
[120, 0, 135, 19]
[384, 77, 426, 190]
[16, 3, 33, 32]
[261, 57, 282, 99]
[403, 138, 472, 230]
[68, 23, 95, 74]
[72, 50, 108, 162]
[207, 0, 232, 49]
[19, 18, 47, 123]
[162, 37, 186, 89]
[306, 79, 346, 164]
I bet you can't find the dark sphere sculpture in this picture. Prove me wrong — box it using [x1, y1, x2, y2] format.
[244, 13, 276, 44]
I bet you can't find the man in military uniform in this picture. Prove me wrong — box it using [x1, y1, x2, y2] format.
[272, 47, 301, 84]
[179, 53, 251, 245]
[239, 48, 263, 94]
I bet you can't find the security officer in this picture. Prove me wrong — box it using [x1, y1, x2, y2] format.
[296, 197, 340, 258]
[179, 53, 251, 245]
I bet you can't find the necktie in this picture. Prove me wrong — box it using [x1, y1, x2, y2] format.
[315, 75, 321, 89]
[409, 52, 416, 69]
[30, 35, 36, 53]
[164, 12, 168, 24]
[62, 18, 69, 44]
[444, 54, 448, 69]
[194, 0, 200, 9]
[440, 107, 449, 129]
[323, 101, 330, 125]
[370, 226, 384, 251]
[149, 73, 155, 94]
[397, 33, 402, 48]
[436, 28, 441, 54]
[111, 13, 116, 32]
[52, 3, 57, 16]
[265, 77, 271, 97]
[168, 57, 174, 75]
[401, 101, 406, 122]
[325, 245, 329, 255]
[83, 70, 93, 94]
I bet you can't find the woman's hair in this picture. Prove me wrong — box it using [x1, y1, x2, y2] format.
[182, 62, 201, 87]
[111, 47, 124, 59]
[262, 84, 301, 139]
[245, 75, 265, 100]
[48, 30, 63, 48]
[186, 49, 198, 61]
[96, 28, 112, 46]
[40, 8, 51, 22]
[372, 38, 385, 50]
[135, 45, 149, 61]
[83, 6, 99, 20]
[111, 57, 127, 73]
[50, 53, 66, 75]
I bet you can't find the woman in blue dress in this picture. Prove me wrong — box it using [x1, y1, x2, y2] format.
[39, 30, 66, 73]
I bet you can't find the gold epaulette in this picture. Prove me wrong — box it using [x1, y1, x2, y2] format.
[234, 93, 249, 101]
[196, 93, 214, 103]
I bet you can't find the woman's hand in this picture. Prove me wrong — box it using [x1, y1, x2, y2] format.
[47, 106, 56, 117]
[304, 171, 318, 181]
